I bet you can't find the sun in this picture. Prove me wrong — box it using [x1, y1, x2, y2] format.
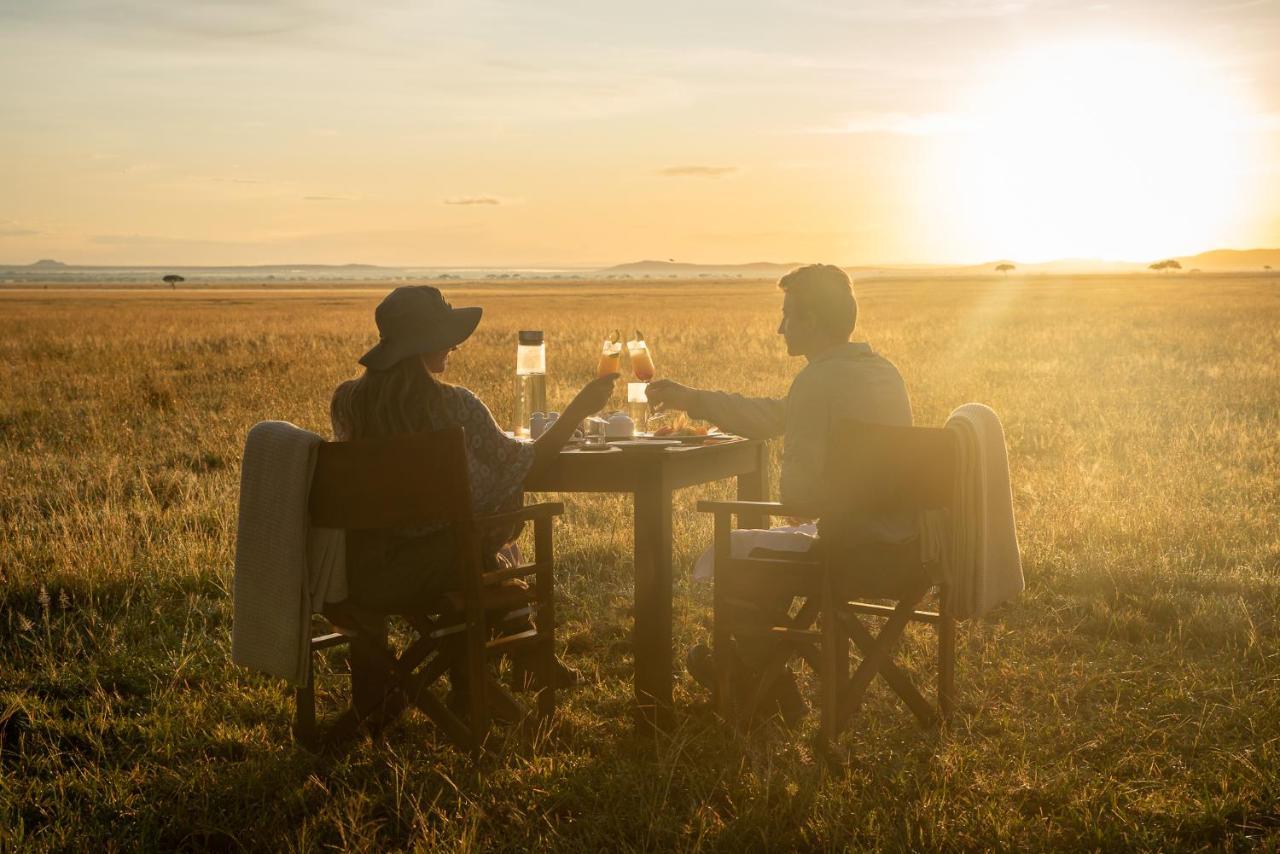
[926, 39, 1256, 263]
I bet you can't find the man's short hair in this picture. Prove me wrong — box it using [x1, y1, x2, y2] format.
[778, 264, 856, 338]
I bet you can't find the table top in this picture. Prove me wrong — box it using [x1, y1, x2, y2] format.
[525, 436, 765, 493]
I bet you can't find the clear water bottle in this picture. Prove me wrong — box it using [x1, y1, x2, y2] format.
[514, 331, 547, 437]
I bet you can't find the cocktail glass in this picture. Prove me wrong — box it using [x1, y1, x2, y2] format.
[596, 333, 623, 414]
[627, 334, 655, 382]
[597, 335, 623, 379]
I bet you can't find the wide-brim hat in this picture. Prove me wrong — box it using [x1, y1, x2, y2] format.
[359, 285, 482, 370]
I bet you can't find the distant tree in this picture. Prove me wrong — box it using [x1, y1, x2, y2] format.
[162, 274, 184, 289]
[995, 263, 1015, 277]
[1265, 265, 1272, 271]
[1148, 259, 1181, 273]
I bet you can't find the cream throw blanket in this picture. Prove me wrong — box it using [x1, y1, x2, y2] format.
[231, 421, 347, 687]
[936, 403, 1023, 619]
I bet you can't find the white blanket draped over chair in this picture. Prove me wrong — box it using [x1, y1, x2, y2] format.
[231, 420, 347, 687]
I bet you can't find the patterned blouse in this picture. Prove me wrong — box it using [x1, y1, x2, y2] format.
[331, 382, 536, 555]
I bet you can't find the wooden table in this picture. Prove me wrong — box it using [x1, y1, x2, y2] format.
[525, 438, 770, 727]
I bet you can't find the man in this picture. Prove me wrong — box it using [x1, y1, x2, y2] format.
[646, 263, 917, 722]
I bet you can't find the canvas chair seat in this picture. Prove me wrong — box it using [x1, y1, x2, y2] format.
[698, 419, 960, 740]
[293, 429, 563, 755]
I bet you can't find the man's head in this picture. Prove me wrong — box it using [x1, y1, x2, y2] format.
[776, 264, 857, 356]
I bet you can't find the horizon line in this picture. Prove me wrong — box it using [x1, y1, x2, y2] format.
[5, 246, 1277, 272]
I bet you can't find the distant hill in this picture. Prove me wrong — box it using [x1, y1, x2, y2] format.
[0, 261, 589, 284]
[1173, 248, 1280, 271]
[598, 249, 1280, 279]
[596, 258, 1150, 278]
[950, 258, 1146, 276]
[596, 260, 805, 278]
[3, 248, 1277, 284]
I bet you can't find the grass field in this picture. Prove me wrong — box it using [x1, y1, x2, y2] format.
[2, 276, 1279, 851]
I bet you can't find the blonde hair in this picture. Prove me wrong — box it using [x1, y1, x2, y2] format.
[330, 354, 447, 441]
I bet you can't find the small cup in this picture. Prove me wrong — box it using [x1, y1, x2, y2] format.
[605, 412, 635, 438]
[583, 416, 609, 446]
[529, 411, 548, 439]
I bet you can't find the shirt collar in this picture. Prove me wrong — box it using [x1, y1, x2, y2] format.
[808, 341, 873, 364]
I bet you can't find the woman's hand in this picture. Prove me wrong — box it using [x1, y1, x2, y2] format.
[525, 373, 620, 485]
[644, 379, 699, 413]
[567, 373, 619, 418]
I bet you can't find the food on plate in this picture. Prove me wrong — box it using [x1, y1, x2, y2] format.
[652, 423, 712, 438]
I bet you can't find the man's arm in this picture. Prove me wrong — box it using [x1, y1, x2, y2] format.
[688, 390, 786, 440]
[645, 379, 786, 439]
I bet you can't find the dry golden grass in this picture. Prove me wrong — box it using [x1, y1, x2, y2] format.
[1, 276, 1278, 850]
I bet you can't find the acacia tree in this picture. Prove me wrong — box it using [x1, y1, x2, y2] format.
[1148, 260, 1182, 273]
[163, 274, 184, 289]
[995, 263, 1015, 278]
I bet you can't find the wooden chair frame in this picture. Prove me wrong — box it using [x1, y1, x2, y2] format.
[293, 429, 563, 754]
[696, 420, 958, 741]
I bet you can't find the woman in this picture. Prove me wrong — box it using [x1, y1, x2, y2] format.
[330, 285, 614, 708]
[331, 284, 615, 607]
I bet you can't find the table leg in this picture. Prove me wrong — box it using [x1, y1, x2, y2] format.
[633, 467, 673, 729]
[736, 440, 771, 529]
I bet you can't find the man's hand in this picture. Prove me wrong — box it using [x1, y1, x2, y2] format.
[644, 379, 699, 413]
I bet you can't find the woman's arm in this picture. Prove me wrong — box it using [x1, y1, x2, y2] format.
[525, 373, 619, 484]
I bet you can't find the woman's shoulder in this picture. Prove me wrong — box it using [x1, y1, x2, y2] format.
[437, 382, 479, 406]
[437, 383, 493, 418]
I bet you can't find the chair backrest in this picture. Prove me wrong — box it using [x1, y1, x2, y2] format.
[824, 419, 957, 516]
[308, 428, 474, 531]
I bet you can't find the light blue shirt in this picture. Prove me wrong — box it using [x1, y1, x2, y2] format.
[689, 341, 916, 544]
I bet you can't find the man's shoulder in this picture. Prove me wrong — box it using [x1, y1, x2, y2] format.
[786, 346, 907, 408]
[794, 345, 900, 379]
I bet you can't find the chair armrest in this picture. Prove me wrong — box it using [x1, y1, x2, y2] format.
[695, 499, 813, 519]
[475, 501, 565, 528]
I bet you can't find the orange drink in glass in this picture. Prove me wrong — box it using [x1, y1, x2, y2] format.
[597, 331, 623, 378]
[627, 332, 655, 382]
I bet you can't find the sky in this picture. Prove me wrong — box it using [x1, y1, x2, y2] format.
[2, 0, 1279, 267]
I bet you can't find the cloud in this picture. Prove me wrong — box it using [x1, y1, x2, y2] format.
[2, 0, 338, 43]
[805, 112, 976, 136]
[443, 197, 501, 206]
[0, 219, 41, 237]
[658, 166, 738, 178]
[795, 0, 1042, 23]
[90, 233, 233, 247]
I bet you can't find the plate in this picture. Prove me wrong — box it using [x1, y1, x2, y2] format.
[572, 443, 617, 452]
[672, 433, 737, 445]
[610, 439, 681, 452]
[644, 432, 737, 445]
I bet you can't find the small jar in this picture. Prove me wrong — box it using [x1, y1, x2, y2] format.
[529, 411, 548, 439]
